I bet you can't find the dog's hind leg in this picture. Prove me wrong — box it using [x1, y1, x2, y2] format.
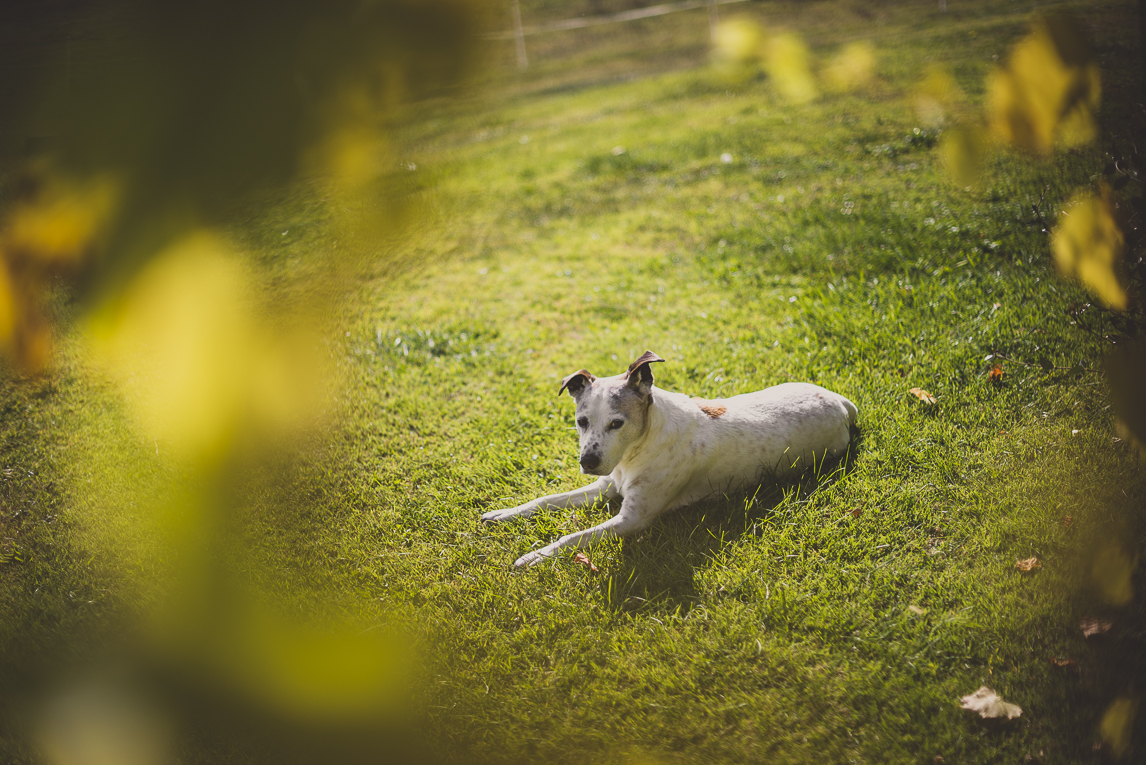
[481, 476, 617, 522]
[513, 509, 648, 567]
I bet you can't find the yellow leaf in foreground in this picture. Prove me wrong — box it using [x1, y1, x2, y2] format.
[987, 15, 1100, 155]
[940, 123, 987, 188]
[1100, 698, 1139, 759]
[822, 41, 875, 93]
[89, 231, 329, 461]
[714, 18, 766, 67]
[960, 686, 1022, 719]
[913, 67, 965, 128]
[1092, 543, 1135, 606]
[1051, 187, 1126, 310]
[2, 172, 120, 265]
[765, 33, 818, 104]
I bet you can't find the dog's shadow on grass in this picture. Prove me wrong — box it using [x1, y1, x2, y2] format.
[598, 429, 864, 616]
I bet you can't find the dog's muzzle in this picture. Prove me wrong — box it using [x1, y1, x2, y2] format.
[579, 453, 601, 473]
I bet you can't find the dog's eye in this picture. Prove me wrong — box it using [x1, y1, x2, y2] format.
[577, 417, 589, 429]
[608, 419, 624, 430]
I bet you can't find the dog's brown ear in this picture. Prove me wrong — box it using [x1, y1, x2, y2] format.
[558, 369, 596, 397]
[626, 350, 665, 394]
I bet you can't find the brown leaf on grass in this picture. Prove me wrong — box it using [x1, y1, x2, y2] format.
[1015, 557, 1042, 572]
[988, 364, 1005, 382]
[1050, 657, 1077, 669]
[909, 387, 937, 404]
[849, 508, 862, 518]
[1063, 515, 1073, 528]
[1081, 618, 1113, 638]
[573, 552, 599, 573]
[961, 686, 1022, 719]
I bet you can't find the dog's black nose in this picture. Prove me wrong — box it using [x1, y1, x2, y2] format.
[579, 453, 600, 471]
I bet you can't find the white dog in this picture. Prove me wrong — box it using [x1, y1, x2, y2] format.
[482, 351, 858, 567]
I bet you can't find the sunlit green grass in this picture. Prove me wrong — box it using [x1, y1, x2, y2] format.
[3, 0, 1145, 763]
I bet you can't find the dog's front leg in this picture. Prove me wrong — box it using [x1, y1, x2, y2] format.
[513, 500, 652, 567]
[481, 476, 617, 522]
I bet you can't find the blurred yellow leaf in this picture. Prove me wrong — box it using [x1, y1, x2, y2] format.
[38, 681, 171, 765]
[0, 261, 15, 345]
[765, 33, 818, 104]
[988, 15, 1100, 155]
[1100, 698, 1139, 759]
[714, 18, 766, 68]
[914, 67, 965, 128]
[89, 231, 329, 461]
[222, 614, 410, 723]
[1106, 344, 1146, 461]
[941, 123, 987, 188]
[1092, 543, 1135, 606]
[2, 173, 120, 266]
[1051, 186, 1126, 310]
[822, 41, 876, 93]
[0, 169, 121, 373]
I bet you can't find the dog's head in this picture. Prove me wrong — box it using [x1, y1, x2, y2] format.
[558, 350, 665, 475]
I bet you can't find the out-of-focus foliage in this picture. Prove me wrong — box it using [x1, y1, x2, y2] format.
[1051, 185, 1127, 310]
[822, 41, 875, 94]
[713, 17, 767, 72]
[0, 167, 120, 371]
[1107, 344, 1146, 458]
[713, 18, 862, 103]
[38, 681, 172, 765]
[88, 232, 329, 462]
[940, 123, 987, 190]
[913, 67, 966, 128]
[765, 33, 819, 105]
[0, 0, 480, 374]
[987, 14, 1100, 156]
[1092, 543, 1136, 606]
[1100, 698, 1140, 759]
[0, 0, 480, 760]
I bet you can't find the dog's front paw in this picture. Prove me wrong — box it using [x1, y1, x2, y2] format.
[513, 549, 552, 567]
[481, 508, 515, 522]
[481, 504, 536, 522]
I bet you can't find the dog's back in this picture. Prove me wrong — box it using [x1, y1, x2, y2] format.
[629, 382, 856, 509]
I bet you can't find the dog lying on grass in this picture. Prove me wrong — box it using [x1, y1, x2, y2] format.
[482, 351, 858, 567]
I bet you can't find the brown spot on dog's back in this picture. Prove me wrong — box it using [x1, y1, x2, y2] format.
[691, 398, 727, 418]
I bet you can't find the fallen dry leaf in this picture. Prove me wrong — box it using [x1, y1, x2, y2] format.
[1015, 557, 1042, 572]
[907, 605, 927, 615]
[988, 364, 1005, 382]
[910, 387, 938, 404]
[961, 686, 1022, 719]
[573, 552, 599, 573]
[1050, 657, 1077, 669]
[1081, 618, 1113, 638]
[1063, 515, 1073, 528]
[850, 508, 862, 518]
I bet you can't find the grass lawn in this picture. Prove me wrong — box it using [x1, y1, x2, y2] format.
[3, 0, 1146, 763]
